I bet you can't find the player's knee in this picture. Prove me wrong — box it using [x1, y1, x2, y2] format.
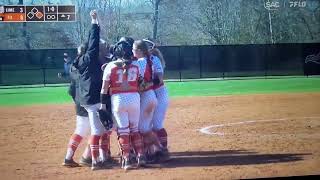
[90, 119, 105, 135]
[145, 104, 155, 116]
[82, 117, 90, 136]
[75, 116, 90, 137]
[90, 128, 104, 136]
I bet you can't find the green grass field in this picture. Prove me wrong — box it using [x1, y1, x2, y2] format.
[0, 77, 319, 106]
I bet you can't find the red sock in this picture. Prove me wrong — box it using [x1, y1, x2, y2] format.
[65, 134, 82, 160]
[90, 135, 100, 163]
[100, 131, 112, 160]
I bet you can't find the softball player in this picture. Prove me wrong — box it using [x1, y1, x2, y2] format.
[133, 40, 163, 161]
[101, 41, 146, 170]
[74, 10, 109, 170]
[62, 76, 91, 167]
[151, 50, 170, 161]
[143, 39, 170, 161]
[63, 45, 113, 168]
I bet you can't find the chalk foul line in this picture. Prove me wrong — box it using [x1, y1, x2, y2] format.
[198, 116, 320, 136]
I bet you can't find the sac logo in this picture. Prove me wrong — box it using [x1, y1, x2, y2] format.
[264, 0, 281, 10]
[305, 52, 320, 65]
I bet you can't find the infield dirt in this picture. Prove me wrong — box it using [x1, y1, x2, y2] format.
[0, 93, 319, 179]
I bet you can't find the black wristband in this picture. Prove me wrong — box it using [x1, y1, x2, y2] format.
[100, 93, 110, 104]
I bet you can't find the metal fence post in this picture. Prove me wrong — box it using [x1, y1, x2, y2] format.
[264, 45, 270, 78]
[178, 46, 182, 82]
[0, 64, 2, 85]
[42, 67, 46, 87]
[222, 47, 225, 79]
[265, 46, 268, 78]
[199, 46, 203, 78]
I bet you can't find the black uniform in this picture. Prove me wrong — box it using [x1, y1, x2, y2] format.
[69, 62, 88, 117]
[75, 24, 102, 106]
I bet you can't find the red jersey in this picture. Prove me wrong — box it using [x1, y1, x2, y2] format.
[106, 62, 140, 95]
[143, 57, 154, 91]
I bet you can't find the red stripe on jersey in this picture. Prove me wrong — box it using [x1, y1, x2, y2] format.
[143, 57, 154, 91]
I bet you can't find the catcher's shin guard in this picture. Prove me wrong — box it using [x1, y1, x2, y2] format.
[118, 134, 133, 169]
[149, 131, 162, 149]
[155, 128, 168, 149]
[142, 131, 162, 154]
[141, 132, 152, 154]
[131, 132, 147, 167]
[130, 132, 144, 155]
[118, 134, 130, 158]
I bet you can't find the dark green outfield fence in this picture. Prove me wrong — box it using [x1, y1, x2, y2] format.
[0, 43, 320, 86]
[160, 43, 320, 79]
[0, 49, 77, 86]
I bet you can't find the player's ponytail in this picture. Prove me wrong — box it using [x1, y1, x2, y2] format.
[143, 38, 166, 69]
[150, 48, 166, 69]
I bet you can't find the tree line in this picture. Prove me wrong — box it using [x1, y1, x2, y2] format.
[0, 0, 319, 50]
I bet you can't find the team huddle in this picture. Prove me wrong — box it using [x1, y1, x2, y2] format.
[62, 10, 169, 171]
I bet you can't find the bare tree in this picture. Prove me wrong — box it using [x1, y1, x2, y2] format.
[152, 0, 161, 40]
[18, 0, 31, 49]
[145, 0, 162, 40]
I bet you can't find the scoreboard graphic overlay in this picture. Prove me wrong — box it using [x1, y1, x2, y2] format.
[0, 5, 75, 22]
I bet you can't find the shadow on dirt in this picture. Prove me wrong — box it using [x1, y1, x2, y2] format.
[159, 150, 310, 168]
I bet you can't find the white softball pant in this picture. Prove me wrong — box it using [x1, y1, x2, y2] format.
[82, 103, 106, 135]
[74, 115, 90, 137]
[152, 85, 169, 130]
[139, 89, 158, 133]
[111, 92, 140, 135]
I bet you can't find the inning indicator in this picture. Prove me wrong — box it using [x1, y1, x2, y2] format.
[0, 5, 76, 22]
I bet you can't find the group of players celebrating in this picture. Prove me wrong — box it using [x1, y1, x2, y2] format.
[62, 10, 169, 171]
